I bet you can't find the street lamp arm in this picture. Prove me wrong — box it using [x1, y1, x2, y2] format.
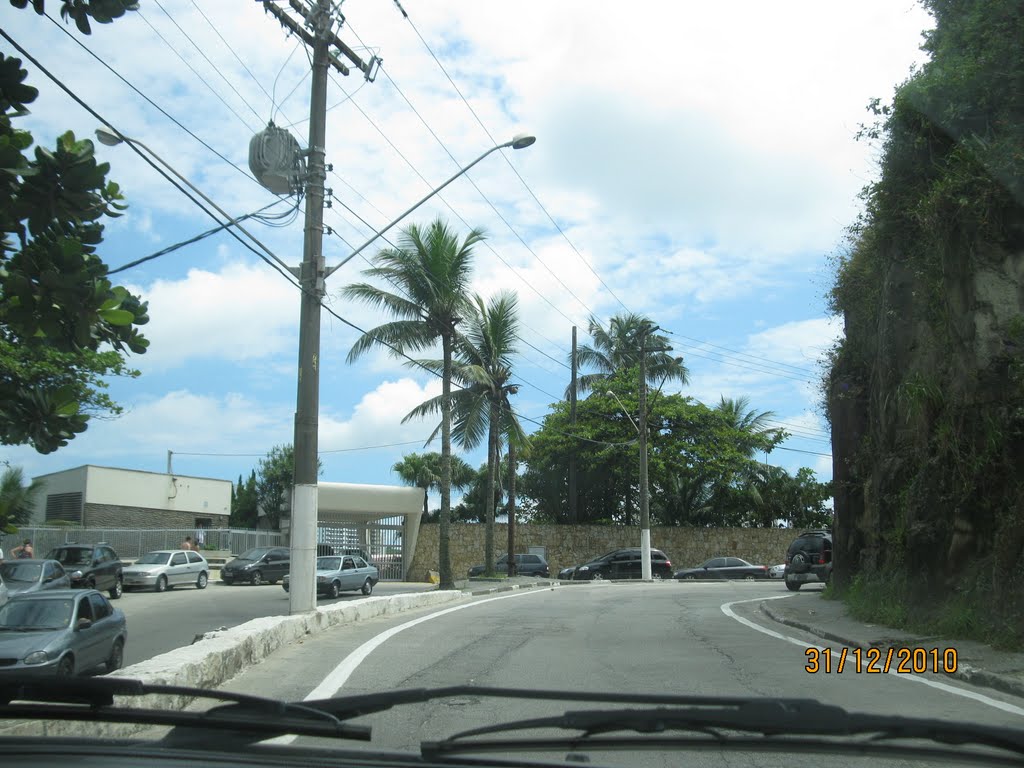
[605, 390, 640, 434]
[325, 135, 534, 277]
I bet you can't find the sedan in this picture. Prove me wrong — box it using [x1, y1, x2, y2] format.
[467, 553, 549, 578]
[557, 566, 576, 580]
[122, 550, 210, 592]
[0, 589, 127, 677]
[674, 557, 770, 580]
[221, 547, 290, 586]
[282, 555, 378, 599]
[0, 560, 71, 596]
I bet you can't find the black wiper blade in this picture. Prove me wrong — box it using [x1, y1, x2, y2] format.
[419, 697, 1024, 760]
[0, 675, 370, 745]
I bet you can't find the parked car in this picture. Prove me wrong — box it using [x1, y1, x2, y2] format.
[123, 550, 210, 592]
[769, 563, 786, 579]
[557, 565, 576, 580]
[674, 557, 769, 580]
[45, 543, 123, 600]
[0, 589, 127, 677]
[572, 548, 674, 580]
[221, 547, 290, 585]
[282, 555, 379, 598]
[467, 553, 550, 578]
[0, 560, 71, 596]
[784, 529, 833, 591]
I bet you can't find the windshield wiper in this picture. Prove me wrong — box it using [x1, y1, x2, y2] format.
[0, 676, 370, 746]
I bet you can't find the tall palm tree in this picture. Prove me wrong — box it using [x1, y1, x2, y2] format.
[714, 395, 777, 456]
[343, 218, 484, 590]
[403, 291, 526, 575]
[567, 312, 689, 397]
[0, 466, 41, 533]
[392, 452, 475, 522]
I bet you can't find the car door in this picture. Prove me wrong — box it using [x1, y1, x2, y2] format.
[609, 552, 634, 579]
[338, 557, 358, 590]
[723, 557, 752, 578]
[91, 548, 111, 591]
[43, 561, 69, 590]
[705, 557, 727, 577]
[72, 595, 106, 672]
[168, 551, 189, 585]
[270, 548, 290, 581]
[186, 551, 205, 584]
[87, 592, 119, 668]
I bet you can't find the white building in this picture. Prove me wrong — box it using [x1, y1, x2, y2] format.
[29, 465, 230, 529]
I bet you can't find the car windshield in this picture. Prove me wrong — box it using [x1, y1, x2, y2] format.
[46, 548, 91, 566]
[0, 599, 73, 630]
[5, 1, 1020, 764]
[135, 552, 172, 565]
[237, 549, 269, 561]
[0, 562, 41, 583]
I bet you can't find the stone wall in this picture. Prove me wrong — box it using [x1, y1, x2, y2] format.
[84, 503, 229, 529]
[407, 523, 797, 581]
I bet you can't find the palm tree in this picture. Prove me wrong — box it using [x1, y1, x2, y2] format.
[403, 291, 526, 575]
[342, 218, 483, 590]
[567, 312, 689, 397]
[0, 465, 41, 533]
[392, 452, 475, 522]
[714, 395, 778, 456]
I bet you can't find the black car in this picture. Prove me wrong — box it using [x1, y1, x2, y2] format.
[784, 530, 833, 591]
[221, 546, 290, 585]
[674, 557, 769, 580]
[572, 548, 673, 580]
[45, 544, 123, 600]
[467, 553, 550, 578]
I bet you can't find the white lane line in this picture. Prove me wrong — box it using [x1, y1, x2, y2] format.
[722, 596, 1024, 717]
[267, 587, 556, 745]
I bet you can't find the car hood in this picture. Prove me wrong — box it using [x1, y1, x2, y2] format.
[224, 560, 254, 569]
[0, 628, 66, 656]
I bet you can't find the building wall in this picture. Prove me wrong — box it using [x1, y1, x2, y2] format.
[407, 523, 799, 582]
[29, 466, 88, 524]
[83, 503, 229, 529]
[85, 467, 230, 517]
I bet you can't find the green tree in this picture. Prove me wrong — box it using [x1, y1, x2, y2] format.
[567, 312, 689, 397]
[392, 451, 475, 522]
[0, 46, 149, 453]
[342, 218, 484, 589]
[230, 470, 258, 529]
[10, 1, 140, 35]
[0, 465, 41, 534]
[403, 291, 526, 574]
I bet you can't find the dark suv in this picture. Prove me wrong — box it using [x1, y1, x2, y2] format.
[784, 530, 833, 591]
[572, 548, 673, 580]
[221, 546, 290, 585]
[45, 543, 124, 600]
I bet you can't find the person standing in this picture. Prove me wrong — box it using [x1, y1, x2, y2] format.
[181, 536, 194, 551]
[11, 539, 33, 559]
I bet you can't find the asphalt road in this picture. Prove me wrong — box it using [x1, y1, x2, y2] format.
[117, 579, 434, 668]
[215, 580, 1024, 767]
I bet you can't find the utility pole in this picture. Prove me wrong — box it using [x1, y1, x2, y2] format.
[638, 323, 653, 582]
[568, 326, 578, 523]
[260, 0, 374, 615]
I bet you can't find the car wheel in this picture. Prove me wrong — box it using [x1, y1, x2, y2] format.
[328, 581, 340, 599]
[361, 578, 373, 596]
[155, 575, 168, 593]
[682, 574, 695, 580]
[107, 639, 124, 672]
[744, 575, 756, 581]
[196, 572, 208, 590]
[250, 570, 264, 586]
[785, 579, 802, 592]
[109, 577, 123, 600]
[591, 572, 603, 581]
[57, 655, 74, 678]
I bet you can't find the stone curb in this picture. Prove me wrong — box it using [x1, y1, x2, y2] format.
[2, 589, 469, 738]
[759, 601, 1024, 700]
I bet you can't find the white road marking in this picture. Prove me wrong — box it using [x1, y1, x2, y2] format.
[722, 595, 1024, 717]
[266, 587, 556, 744]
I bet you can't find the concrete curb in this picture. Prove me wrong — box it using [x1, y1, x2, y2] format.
[759, 601, 1024, 700]
[2, 589, 469, 738]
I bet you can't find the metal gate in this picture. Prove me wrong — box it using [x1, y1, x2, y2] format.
[317, 516, 404, 580]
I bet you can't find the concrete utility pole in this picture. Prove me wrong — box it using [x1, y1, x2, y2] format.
[637, 322, 659, 582]
[261, 0, 374, 615]
[568, 326, 578, 523]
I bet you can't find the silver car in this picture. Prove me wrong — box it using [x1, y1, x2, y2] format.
[122, 550, 210, 592]
[0, 559, 71, 596]
[282, 555, 379, 599]
[0, 589, 127, 677]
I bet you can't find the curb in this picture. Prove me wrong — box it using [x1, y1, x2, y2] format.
[759, 601, 1024, 700]
[466, 581, 559, 596]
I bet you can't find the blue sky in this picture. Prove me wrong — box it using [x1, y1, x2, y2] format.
[3, 1, 933, 505]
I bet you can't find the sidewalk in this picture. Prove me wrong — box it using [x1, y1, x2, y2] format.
[761, 591, 1024, 699]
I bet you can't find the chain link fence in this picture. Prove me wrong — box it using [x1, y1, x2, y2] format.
[5, 527, 285, 560]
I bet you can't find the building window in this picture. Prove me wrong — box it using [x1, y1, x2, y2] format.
[45, 492, 83, 523]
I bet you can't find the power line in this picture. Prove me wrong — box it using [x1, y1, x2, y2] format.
[664, 328, 819, 376]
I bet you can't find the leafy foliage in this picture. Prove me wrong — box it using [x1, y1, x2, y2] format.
[0, 464, 41, 534]
[9, 0, 140, 35]
[230, 471, 258, 529]
[254, 445, 322, 530]
[0, 48, 149, 453]
[391, 451, 475, 522]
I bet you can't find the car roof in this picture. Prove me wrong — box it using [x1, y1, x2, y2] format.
[7, 588, 97, 601]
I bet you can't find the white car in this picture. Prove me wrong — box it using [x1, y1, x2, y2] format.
[769, 564, 786, 579]
[122, 550, 210, 592]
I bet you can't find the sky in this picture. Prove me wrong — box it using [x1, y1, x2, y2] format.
[2, 0, 934, 506]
